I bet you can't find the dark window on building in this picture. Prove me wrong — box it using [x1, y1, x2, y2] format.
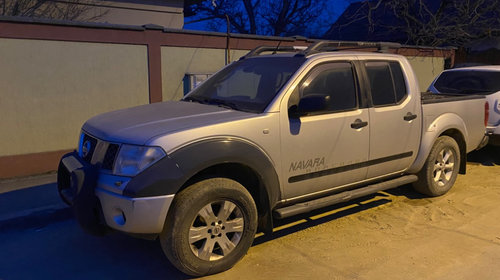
[296, 62, 358, 113]
[365, 61, 407, 106]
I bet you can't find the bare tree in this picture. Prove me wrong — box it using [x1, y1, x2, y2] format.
[325, 0, 500, 47]
[185, 0, 328, 37]
[387, 0, 500, 46]
[1, 0, 107, 21]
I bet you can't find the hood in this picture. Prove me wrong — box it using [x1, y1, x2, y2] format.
[83, 101, 255, 145]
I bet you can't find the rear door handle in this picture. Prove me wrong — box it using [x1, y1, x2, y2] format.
[351, 119, 368, 129]
[404, 112, 417, 121]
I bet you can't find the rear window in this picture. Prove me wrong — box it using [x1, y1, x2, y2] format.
[365, 61, 408, 106]
[433, 70, 500, 94]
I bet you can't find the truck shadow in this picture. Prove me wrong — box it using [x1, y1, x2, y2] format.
[254, 193, 393, 246]
[254, 182, 434, 246]
[467, 145, 500, 166]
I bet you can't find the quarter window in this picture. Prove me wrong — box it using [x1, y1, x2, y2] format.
[365, 61, 407, 106]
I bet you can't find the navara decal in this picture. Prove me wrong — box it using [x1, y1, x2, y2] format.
[289, 157, 325, 172]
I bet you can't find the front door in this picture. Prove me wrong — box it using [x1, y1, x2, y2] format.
[280, 61, 370, 200]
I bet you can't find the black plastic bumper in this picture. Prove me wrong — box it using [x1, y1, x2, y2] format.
[57, 152, 108, 235]
[488, 134, 500, 146]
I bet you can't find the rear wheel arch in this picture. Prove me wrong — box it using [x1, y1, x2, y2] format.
[439, 129, 466, 174]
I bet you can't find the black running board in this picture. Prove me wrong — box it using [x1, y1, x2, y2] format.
[274, 175, 418, 219]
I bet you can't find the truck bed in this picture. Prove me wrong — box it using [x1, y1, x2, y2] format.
[421, 91, 486, 154]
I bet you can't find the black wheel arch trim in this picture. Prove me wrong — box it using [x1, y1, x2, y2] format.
[171, 138, 280, 234]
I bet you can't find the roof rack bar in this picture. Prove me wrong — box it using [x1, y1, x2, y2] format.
[239, 40, 402, 60]
[298, 41, 402, 56]
[240, 45, 307, 60]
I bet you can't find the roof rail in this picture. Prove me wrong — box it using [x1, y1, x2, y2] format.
[297, 41, 402, 56]
[239, 41, 402, 60]
[239, 45, 307, 60]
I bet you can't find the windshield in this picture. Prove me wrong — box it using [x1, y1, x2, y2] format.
[433, 70, 500, 95]
[183, 56, 305, 113]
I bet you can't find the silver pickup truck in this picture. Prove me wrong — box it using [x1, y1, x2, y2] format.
[57, 42, 488, 276]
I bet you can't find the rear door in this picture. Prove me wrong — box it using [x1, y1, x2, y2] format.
[362, 60, 421, 178]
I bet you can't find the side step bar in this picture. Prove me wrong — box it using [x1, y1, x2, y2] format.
[274, 175, 418, 219]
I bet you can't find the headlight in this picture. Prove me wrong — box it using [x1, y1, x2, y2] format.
[113, 145, 166, 176]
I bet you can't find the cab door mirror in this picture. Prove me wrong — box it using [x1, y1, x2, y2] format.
[289, 94, 330, 118]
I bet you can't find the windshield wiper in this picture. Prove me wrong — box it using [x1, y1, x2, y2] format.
[207, 98, 240, 110]
[183, 96, 240, 111]
[183, 96, 204, 103]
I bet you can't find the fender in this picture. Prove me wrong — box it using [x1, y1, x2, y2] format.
[407, 113, 467, 174]
[169, 138, 281, 210]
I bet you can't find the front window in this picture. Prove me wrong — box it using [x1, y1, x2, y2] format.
[183, 56, 305, 113]
[288, 62, 359, 115]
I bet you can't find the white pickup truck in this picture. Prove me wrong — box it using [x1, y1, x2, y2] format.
[428, 65, 500, 146]
[58, 42, 488, 276]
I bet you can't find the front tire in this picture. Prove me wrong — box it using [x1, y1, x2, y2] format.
[160, 178, 258, 276]
[413, 136, 460, 196]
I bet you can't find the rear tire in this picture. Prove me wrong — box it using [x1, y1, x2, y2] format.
[160, 178, 258, 276]
[413, 136, 460, 197]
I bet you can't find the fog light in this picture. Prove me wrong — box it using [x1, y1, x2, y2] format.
[113, 209, 126, 226]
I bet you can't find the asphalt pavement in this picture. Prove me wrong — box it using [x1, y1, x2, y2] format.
[0, 147, 499, 279]
[0, 173, 71, 232]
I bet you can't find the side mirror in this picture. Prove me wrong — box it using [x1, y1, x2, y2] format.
[289, 94, 330, 118]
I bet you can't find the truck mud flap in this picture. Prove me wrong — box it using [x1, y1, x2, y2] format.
[57, 152, 109, 236]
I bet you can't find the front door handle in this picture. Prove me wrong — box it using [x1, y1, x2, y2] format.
[404, 112, 417, 121]
[351, 119, 368, 129]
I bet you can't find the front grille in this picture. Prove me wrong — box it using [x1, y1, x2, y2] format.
[79, 132, 120, 170]
[81, 134, 97, 163]
[102, 144, 120, 170]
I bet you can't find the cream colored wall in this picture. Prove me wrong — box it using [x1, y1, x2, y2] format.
[0, 38, 149, 157]
[94, 0, 184, 28]
[75, 0, 184, 28]
[406, 56, 444, 91]
[161, 47, 249, 101]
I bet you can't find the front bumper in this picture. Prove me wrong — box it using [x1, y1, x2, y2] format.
[57, 152, 174, 235]
[95, 188, 174, 233]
